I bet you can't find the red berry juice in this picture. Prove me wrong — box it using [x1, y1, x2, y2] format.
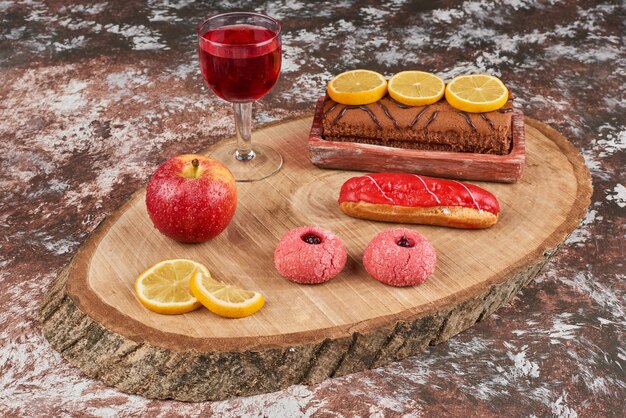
[198, 24, 281, 102]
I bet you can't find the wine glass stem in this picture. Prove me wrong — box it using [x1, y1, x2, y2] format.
[233, 102, 255, 161]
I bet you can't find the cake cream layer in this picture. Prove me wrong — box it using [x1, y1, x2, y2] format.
[321, 96, 514, 155]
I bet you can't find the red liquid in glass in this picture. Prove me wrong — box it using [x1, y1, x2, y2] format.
[199, 24, 281, 102]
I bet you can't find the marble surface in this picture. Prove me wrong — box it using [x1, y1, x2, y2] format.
[1, 0, 624, 416]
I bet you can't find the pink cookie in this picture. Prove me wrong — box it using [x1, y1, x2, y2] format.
[363, 228, 436, 287]
[274, 226, 347, 284]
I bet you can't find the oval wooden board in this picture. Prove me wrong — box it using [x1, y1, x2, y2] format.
[41, 117, 591, 401]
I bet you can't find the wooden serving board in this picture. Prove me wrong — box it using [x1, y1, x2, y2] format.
[309, 96, 526, 183]
[41, 117, 591, 402]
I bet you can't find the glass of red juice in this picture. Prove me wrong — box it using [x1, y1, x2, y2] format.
[197, 12, 282, 182]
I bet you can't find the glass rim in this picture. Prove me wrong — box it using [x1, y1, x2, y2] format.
[196, 12, 282, 48]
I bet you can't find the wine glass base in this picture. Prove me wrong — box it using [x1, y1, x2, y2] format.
[209, 142, 283, 182]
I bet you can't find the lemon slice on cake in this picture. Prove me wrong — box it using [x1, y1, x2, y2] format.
[135, 259, 208, 315]
[445, 74, 508, 113]
[190, 271, 265, 318]
[388, 71, 445, 106]
[327, 69, 387, 105]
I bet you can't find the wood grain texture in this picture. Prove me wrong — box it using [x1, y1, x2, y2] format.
[309, 96, 526, 183]
[41, 116, 591, 401]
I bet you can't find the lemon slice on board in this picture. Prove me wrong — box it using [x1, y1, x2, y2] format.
[388, 71, 445, 106]
[327, 69, 388, 105]
[445, 74, 509, 113]
[189, 271, 265, 319]
[134, 259, 208, 315]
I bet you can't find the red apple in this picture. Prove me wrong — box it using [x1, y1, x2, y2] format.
[146, 154, 237, 243]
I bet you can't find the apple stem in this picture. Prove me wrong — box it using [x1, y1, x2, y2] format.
[191, 158, 199, 178]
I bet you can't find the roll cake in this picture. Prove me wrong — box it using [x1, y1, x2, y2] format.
[321, 95, 515, 155]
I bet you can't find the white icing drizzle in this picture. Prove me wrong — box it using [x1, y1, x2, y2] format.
[365, 175, 395, 203]
[452, 180, 481, 210]
[413, 174, 441, 204]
